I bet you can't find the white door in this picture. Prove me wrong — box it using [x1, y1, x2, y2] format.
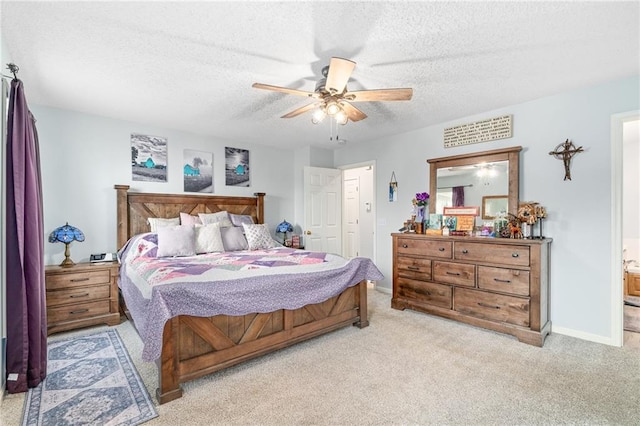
[343, 177, 360, 258]
[303, 167, 342, 254]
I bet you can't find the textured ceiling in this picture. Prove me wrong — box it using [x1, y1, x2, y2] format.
[2, 1, 639, 150]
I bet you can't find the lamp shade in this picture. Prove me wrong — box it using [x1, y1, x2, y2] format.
[49, 223, 85, 267]
[276, 220, 293, 234]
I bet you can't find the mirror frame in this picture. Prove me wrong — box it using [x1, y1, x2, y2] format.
[428, 146, 522, 216]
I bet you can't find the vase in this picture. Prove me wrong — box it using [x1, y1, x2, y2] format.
[416, 206, 425, 223]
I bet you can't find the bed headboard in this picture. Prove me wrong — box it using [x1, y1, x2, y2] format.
[114, 185, 265, 249]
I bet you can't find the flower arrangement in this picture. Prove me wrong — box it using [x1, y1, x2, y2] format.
[412, 192, 429, 223]
[412, 192, 430, 207]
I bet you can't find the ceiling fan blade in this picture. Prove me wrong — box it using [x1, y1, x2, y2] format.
[340, 102, 367, 122]
[252, 83, 320, 99]
[325, 57, 356, 95]
[344, 88, 413, 102]
[281, 103, 320, 119]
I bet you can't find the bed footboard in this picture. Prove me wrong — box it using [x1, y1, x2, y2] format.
[157, 280, 368, 404]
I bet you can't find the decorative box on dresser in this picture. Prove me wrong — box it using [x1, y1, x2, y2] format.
[391, 233, 552, 346]
[45, 262, 120, 335]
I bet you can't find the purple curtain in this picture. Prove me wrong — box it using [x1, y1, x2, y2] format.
[5, 78, 47, 393]
[452, 186, 465, 207]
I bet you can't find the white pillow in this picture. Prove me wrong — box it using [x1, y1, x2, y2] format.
[198, 211, 233, 228]
[148, 217, 180, 232]
[194, 223, 224, 254]
[242, 223, 279, 250]
[156, 225, 196, 257]
[221, 227, 249, 251]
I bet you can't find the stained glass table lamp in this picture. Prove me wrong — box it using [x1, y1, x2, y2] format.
[48, 222, 85, 267]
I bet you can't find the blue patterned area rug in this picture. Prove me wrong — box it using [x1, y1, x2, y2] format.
[22, 329, 157, 426]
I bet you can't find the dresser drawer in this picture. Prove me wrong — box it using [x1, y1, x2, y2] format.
[433, 261, 475, 287]
[477, 266, 529, 296]
[47, 284, 111, 307]
[454, 287, 530, 327]
[454, 242, 530, 267]
[47, 300, 111, 324]
[397, 238, 452, 258]
[397, 277, 452, 309]
[46, 269, 111, 290]
[397, 256, 432, 281]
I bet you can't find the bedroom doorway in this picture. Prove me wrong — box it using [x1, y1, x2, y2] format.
[340, 162, 375, 261]
[612, 110, 640, 347]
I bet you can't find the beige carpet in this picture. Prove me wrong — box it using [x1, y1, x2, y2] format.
[3, 289, 639, 425]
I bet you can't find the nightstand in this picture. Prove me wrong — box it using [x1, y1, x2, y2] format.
[45, 262, 120, 335]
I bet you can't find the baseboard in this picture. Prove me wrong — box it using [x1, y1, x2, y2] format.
[552, 325, 619, 347]
[374, 286, 391, 295]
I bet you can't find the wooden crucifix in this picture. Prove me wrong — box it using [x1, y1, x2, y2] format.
[549, 139, 584, 181]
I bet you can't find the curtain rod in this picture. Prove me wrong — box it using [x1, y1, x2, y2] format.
[437, 184, 473, 189]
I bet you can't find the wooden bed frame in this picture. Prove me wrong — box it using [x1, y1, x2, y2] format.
[114, 185, 369, 404]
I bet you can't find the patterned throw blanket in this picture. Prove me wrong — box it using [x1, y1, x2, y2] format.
[129, 248, 330, 289]
[119, 234, 384, 361]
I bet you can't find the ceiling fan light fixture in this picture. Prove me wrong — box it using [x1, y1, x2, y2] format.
[311, 109, 326, 124]
[325, 99, 341, 116]
[335, 111, 348, 125]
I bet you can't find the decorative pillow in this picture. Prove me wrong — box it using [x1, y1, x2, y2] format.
[198, 211, 233, 228]
[220, 227, 249, 251]
[156, 225, 196, 257]
[180, 212, 202, 226]
[148, 217, 180, 232]
[194, 223, 224, 254]
[242, 223, 279, 250]
[229, 213, 255, 227]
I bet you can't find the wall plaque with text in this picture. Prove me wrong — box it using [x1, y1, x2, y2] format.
[444, 115, 512, 148]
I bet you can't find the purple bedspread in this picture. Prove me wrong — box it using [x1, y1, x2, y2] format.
[119, 240, 383, 361]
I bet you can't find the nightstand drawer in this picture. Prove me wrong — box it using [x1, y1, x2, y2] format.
[47, 300, 111, 324]
[47, 284, 111, 307]
[397, 256, 432, 281]
[46, 269, 111, 290]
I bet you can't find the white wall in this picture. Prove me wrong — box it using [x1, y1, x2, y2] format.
[30, 105, 296, 265]
[334, 75, 640, 343]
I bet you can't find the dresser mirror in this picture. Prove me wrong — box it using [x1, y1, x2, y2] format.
[428, 146, 521, 222]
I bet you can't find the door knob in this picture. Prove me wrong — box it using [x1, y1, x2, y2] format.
[304, 230, 312, 235]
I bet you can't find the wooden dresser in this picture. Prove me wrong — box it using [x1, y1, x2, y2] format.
[392, 233, 552, 346]
[45, 262, 120, 335]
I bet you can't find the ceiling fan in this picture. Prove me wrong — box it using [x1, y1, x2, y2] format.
[252, 57, 413, 125]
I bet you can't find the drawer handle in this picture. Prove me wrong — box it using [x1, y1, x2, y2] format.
[70, 277, 90, 282]
[446, 272, 461, 276]
[69, 309, 89, 315]
[461, 249, 468, 254]
[402, 244, 408, 248]
[438, 248, 445, 252]
[69, 293, 90, 298]
[478, 302, 500, 309]
[407, 266, 420, 271]
[512, 253, 519, 258]
[493, 278, 512, 284]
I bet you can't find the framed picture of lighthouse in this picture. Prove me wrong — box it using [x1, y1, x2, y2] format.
[131, 133, 168, 182]
[183, 149, 213, 193]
